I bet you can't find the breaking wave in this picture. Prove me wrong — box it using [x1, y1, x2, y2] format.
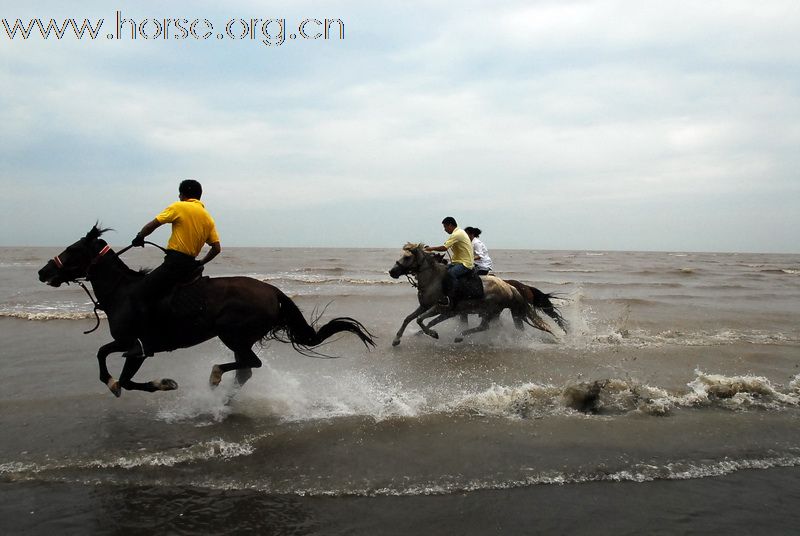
[161, 366, 800, 425]
[323, 454, 800, 496]
[0, 437, 256, 478]
[581, 327, 797, 348]
[0, 309, 103, 321]
[4, 369, 800, 498]
[6, 448, 800, 497]
[259, 274, 402, 285]
[761, 268, 799, 275]
[452, 370, 800, 419]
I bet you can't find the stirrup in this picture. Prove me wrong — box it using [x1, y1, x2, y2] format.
[122, 339, 146, 358]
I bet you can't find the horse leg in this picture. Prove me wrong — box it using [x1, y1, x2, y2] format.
[459, 313, 469, 326]
[234, 347, 262, 388]
[455, 314, 497, 343]
[114, 355, 178, 397]
[423, 312, 454, 330]
[416, 307, 450, 339]
[393, 304, 430, 346]
[210, 341, 262, 388]
[235, 366, 253, 388]
[97, 340, 125, 392]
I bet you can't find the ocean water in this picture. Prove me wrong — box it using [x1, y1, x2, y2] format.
[1, 245, 799, 534]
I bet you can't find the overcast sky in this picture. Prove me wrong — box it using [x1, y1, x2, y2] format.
[1, 0, 798, 252]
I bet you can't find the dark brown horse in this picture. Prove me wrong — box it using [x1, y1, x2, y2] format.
[38, 225, 375, 397]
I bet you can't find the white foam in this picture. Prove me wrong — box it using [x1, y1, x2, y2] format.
[686, 370, 800, 409]
[254, 363, 429, 422]
[0, 438, 256, 476]
[789, 374, 800, 392]
[258, 274, 402, 285]
[447, 370, 800, 420]
[453, 382, 564, 418]
[156, 349, 433, 425]
[216, 452, 800, 497]
[0, 310, 104, 321]
[155, 387, 236, 425]
[88, 438, 255, 469]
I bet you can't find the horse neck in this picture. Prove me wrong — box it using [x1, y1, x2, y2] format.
[87, 253, 137, 305]
[415, 254, 445, 291]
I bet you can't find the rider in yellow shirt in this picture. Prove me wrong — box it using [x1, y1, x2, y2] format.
[425, 216, 474, 306]
[125, 179, 222, 357]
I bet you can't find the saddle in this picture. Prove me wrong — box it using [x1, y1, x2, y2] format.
[453, 270, 485, 301]
[126, 267, 209, 357]
[165, 275, 209, 319]
[442, 269, 485, 305]
[177, 264, 205, 286]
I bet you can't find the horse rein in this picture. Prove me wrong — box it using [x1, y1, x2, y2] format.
[116, 240, 168, 256]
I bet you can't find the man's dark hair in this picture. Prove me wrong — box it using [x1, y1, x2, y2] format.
[179, 179, 202, 199]
[442, 216, 457, 227]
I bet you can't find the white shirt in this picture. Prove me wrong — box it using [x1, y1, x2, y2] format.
[472, 238, 492, 271]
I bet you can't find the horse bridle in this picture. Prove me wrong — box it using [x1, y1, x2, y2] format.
[52, 239, 164, 334]
[53, 244, 111, 276]
[394, 249, 436, 288]
[53, 238, 165, 280]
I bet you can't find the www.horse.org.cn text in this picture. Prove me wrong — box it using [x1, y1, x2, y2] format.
[2, 11, 345, 47]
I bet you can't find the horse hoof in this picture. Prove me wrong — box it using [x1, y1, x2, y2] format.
[454, 337, 464, 343]
[430, 331, 439, 339]
[209, 365, 223, 387]
[392, 339, 401, 347]
[107, 378, 121, 398]
[158, 378, 178, 391]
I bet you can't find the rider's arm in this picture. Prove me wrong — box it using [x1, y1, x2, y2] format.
[137, 219, 162, 239]
[425, 245, 447, 252]
[199, 241, 221, 265]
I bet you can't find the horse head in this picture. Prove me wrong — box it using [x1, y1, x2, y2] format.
[38, 224, 113, 287]
[388, 242, 429, 279]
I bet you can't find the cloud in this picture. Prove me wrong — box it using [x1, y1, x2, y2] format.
[1, 0, 798, 251]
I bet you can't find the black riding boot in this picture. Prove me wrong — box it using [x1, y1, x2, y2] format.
[122, 298, 153, 358]
[122, 250, 195, 357]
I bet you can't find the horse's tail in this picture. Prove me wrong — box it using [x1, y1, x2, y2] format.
[529, 287, 569, 333]
[273, 291, 376, 355]
[506, 279, 568, 333]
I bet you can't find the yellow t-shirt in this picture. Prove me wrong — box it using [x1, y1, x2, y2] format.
[156, 199, 220, 257]
[444, 227, 474, 269]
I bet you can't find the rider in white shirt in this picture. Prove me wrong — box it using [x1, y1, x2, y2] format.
[465, 227, 492, 275]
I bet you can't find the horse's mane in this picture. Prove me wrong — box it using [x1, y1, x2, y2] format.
[109, 252, 150, 278]
[90, 224, 150, 277]
[401, 242, 447, 265]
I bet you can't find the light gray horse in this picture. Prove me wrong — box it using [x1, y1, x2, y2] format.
[388, 243, 555, 345]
